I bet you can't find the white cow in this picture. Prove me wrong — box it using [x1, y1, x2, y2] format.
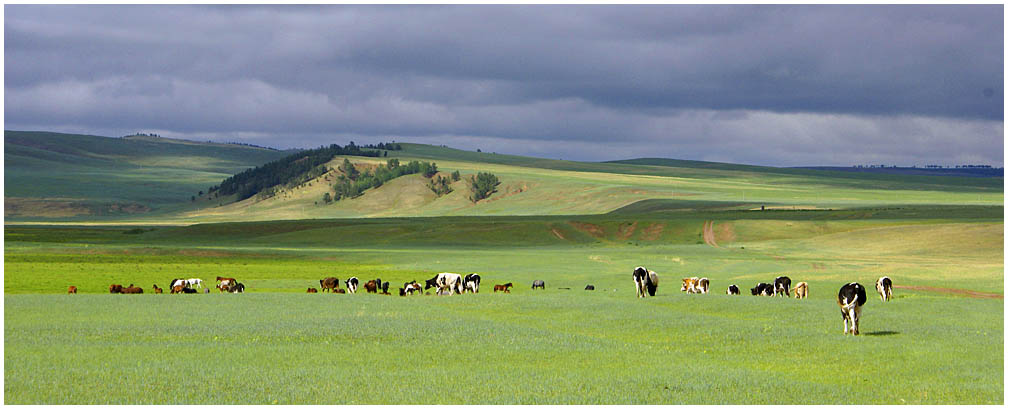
[426, 273, 464, 295]
[186, 278, 203, 289]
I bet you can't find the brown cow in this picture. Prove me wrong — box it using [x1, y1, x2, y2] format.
[217, 276, 237, 292]
[307, 287, 318, 293]
[333, 288, 346, 294]
[172, 285, 185, 294]
[109, 284, 124, 294]
[493, 283, 513, 293]
[364, 280, 378, 293]
[792, 282, 809, 299]
[152, 284, 163, 294]
[122, 284, 143, 294]
[68, 286, 78, 294]
[320, 277, 340, 293]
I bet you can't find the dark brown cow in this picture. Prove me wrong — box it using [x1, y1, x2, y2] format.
[493, 283, 513, 293]
[68, 286, 78, 294]
[320, 277, 340, 293]
[152, 284, 163, 294]
[109, 284, 124, 294]
[364, 280, 378, 293]
[333, 288, 346, 294]
[307, 287, 318, 293]
[122, 284, 143, 294]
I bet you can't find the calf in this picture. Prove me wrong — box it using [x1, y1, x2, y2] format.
[464, 274, 481, 293]
[307, 287, 318, 293]
[404, 281, 422, 295]
[494, 283, 513, 293]
[346, 277, 359, 294]
[364, 280, 378, 293]
[333, 288, 346, 294]
[171, 285, 185, 294]
[152, 284, 163, 294]
[774, 276, 792, 297]
[320, 277, 340, 293]
[109, 284, 124, 294]
[680, 277, 709, 294]
[876, 277, 893, 302]
[585, 285, 595, 291]
[381, 282, 391, 294]
[792, 282, 809, 299]
[229, 283, 245, 293]
[122, 284, 143, 294]
[632, 266, 659, 297]
[68, 286, 78, 294]
[726, 284, 740, 295]
[750, 282, 773, 296]
[837, 282, 867, 335]
[531, 280, 545, 290]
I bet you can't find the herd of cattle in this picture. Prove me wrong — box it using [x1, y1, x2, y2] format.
[89, 267, 897, 335]
[631, 266, 896, 335]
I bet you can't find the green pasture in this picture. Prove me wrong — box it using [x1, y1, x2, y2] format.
[4, 207, 1003, 404]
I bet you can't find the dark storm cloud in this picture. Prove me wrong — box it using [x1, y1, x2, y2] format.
[5, 5, 1003, 166]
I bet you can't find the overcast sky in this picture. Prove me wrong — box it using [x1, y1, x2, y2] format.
[5, 5, 1004, 166]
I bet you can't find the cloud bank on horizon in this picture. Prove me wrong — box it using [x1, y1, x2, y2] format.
[5, 5, 1003, 166]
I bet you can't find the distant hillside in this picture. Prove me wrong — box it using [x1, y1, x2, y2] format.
[798, 166, 1003, 178]
[5, 131, 291, 219]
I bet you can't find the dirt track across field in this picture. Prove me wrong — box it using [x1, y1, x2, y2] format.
[894, 285, 1002, 300]
[702, 221, 719, 248]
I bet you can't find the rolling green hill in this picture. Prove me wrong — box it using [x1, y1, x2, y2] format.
[5, 132, 1003, 224]
[5, 131, 291, 219]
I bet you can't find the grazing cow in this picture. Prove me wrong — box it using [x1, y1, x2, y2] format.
[68, 286, 78, 294]
[152, 284, 163, 294]
[307, 287, 318, 293]
[531, 280, 545, 290]
[403, 281, 422, 295]
[181, 287, 198, 294]
[228, 282, 245, 293]
[186, 278, 203, 289]
[464, 274, 481, 293]
[169, 278, 187, 291]
[876, 277, 893, 302]
[493, 283, 513, 293]
[109, 284, 124, 294]
[381, 282, 391, 294]
[346, 277, 360, 294]
[682, 277, 709, 294]
[750, 282, 773, 296]
[320, 277, 340, 293]
[364, 280, 378, 293]
[425, 273, 464, 295]
[727, 284, 740, 295]
[399, 287, 406, 296]
[792, 282, 809, 299]
[837, 282, 867, 335]
[585, 285, 595, 291]
[122, 284, 143, 294]
[632, 267, 659, 298]
[171, 285, 185, 294]
[774, 276, 792, 297]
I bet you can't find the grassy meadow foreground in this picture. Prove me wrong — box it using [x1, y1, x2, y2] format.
[4, 206, 1003, 404]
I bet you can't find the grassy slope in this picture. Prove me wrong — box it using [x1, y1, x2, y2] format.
[4, 131, 290, 218]
[3, 207, 1003, 404]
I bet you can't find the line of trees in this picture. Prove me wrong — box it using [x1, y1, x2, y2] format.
[210, 142, 386, 201]
[467, 172, 500, 203]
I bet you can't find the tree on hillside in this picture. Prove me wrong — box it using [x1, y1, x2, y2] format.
[323, 192, 332, 204]
[341, 158, 359, 180]
[451, 170, 461, 181]
[468, 172, 500, 203]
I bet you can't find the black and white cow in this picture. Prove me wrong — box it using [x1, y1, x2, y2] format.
[837, 282, 867, 335]
[750, 282, 773, 296]
[531, 280, 545, 290]
[346, 277, 359, 294]
[425, 273, 464, 295]
[464, 274, 481, 293]
[632, 266, 659, 298]
[876, 276, 893, 302]
[727, 284, 740, 295]
[774, 276, 792, 297]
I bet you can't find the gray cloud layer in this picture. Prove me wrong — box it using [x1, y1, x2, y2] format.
[5, 5, 1004, 166]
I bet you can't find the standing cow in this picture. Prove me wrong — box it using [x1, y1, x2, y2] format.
[346, 277, 360, 294]
[464, 274, 481, 293]
[792, 282, 809, 299]
[632, 267, 659, 298]
[531, 280, 545, 290]
[876, 277, 893, 302]
[320, 277, 340, 293]
[425, 273, 464, 295]
[837, 282, 867, 335]
[364, 280, 378, 293]
[726, 284, 740, 295]
[774, 276, 792, 297]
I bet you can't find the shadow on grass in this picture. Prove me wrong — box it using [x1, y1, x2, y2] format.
[863, 330, 900, 336]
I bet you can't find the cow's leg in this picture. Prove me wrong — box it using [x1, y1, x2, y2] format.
[852, 306, 861, 335]
[842, 310, 849, 334]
